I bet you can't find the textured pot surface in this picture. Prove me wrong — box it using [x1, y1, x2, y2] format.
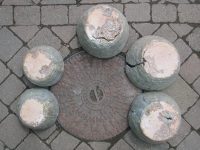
[18, 88, 59, 130]
[126, 35, 180, 91]
[129, 92, 181, 144]
[23, 45, 64, 87]
[77, 5, 129, 58]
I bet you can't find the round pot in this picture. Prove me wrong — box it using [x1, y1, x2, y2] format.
[77, 4, 129, 58]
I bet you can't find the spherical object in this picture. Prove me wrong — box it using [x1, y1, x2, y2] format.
[129, 92, 181, 144]
[126, 35, 180, 91]
[77, 5, 129, 58]
[18, 88, 59, 130]
[23, 45, 64, 87]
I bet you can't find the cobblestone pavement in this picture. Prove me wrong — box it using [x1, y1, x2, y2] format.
[0, 0, 200, 150]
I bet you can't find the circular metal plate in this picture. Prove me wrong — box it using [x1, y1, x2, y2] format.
[51, 52, 140, 141]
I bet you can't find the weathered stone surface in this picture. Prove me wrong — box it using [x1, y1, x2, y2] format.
[110, 139, 133, 150]
[59, 46, 70, 59]
[14, 6, 40, 25]
[81, 0, 112, 3]
[125, 4, 150, 22]
[0, 6, 13, 25]
[186, 27, 200, 52]
[133, 23, 160, 36]
[2, 0, 33, 5]
[170, 24, 193, 37]
[34, 124, 57, 140]
[42, 6, 68, 25]
[180, 54, 200, 84]
[69, 36, 80, 49]
[0, 74, 26, 105]
[193, 77, 200, 95]
[0, 114, 28, 149]
[0, 141, 4, 150]
[0, 27, 23, 62]
[152, 4, 177, 22]
[88, 142, 111, 150]
[41, 0, 75, 4]
[76, 143, 92, 150]
[46, 130, 60, 144]
[16, 134, 50, 150]
[160, 0, 189, 3]
[0, 101, 8, 122]
[51, 131, 80, 150]
[0, 61, 10, 84]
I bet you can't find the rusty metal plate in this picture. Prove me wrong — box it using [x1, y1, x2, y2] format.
[51, 51, 140, 141]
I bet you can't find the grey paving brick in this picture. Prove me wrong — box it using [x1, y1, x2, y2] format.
[180, 54, 200, 84]
[9, 98, 18, 114]
[173, 39, 192, 64]
[0, 74, 26, 105]
[123, 131, 169, 150]
[80, 0, 112, 3]
[14, 6, 40, 25]
[7, 47, 28, 77]
[76, 143, 92, 150]
[110, 139, 133, 150]
[163, 76, 199, 114]
[34, 124, 57, 140]
[125, 4, 150, 22]
[132, 23, 160, 36]
[28, 28, 61, 50]
[154, 24, 177, 42]
[177, 131, 200, 150]
[10, 26, 39, 42]
[0, 141, 4, 150]
[0, 61, 10, 84]
[41, 0, 75, 4]
[0, 6, 13, 25]
[51, 131, 80, 150]
[0, 27, 22, 62]
[42, 6, 68, 25]
[159, 0, 189, 3]
[178, 4, 200, 23]
[88, 142, 111, 150]
[16, 133, 50, 150]
[184, 100, 200, 130]
[121, 0, 138, 3]
[69, 36, 80, 49]
[186, 27, 200, 52]
[0, 101, 8, 122]
[46, 130, 60, 144]
[2, 0, 33, 5]
[168, 118, 191, 146]
[170, 24, 193, 37]
[59, 45, 70, 59]
[0, 114, 28, 149]
[32, 0, 41, 4]
[52, 26, 76, 43]
[193, 77, 200, 95]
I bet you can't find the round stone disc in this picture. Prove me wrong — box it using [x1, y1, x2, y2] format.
[51, 51, 140, 141]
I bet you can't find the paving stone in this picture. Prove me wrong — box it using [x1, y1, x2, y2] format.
[80, 0, 112, 3]
[88, 142, 111, 150]
[59, 45, 70, 59]
[9, 98, 19, 114]
[0, 6, 13, 25]
[46, 130, 60, 144]
[42, 6, 68, 25]
[170, 24, 193, 37]
[69, 36, 80, 49]
[125, 4, 150, 22]
[7, 47, 28, 77]
[0, 141, 4, 150]
[51, 131, 80, 150]
[132, 23, 160, 36]
[2, 0, 33, 5]
[16, 133, 50, 150]
[178, 4, 200, 23]
[10, 26, 39, 42]
[0, 61, 10, 84]
[0, 74, 26, 105]
[0, 101, 8, 122]
[52, 26, 76, 43]
[163, 76, 199, 114]
[124, 131, 169, 150]
[184, 100, 200, 130]
[168, 118, 191, 146]
[32, 0, 40, 4]
[34, 124, 57, 140]
[193, 77, 200, 95]
[121, 0, 138, 2]
[76, 143, 92, 150]
[159, 0, 189, 3]
[0, 114, 28, 149]
[0, 27, 23, 62]
[177, 131, 200, 150]
[152, 4, 177, 22]
[41, 0, 75, 4]
[186, 27, 200, 52]
[154, 24, 177, 42]
[110, 139, 133, 150]
[28, 28, 61, 50]
[180, 54, 200, 84]
[14, 6, 40, 25]
[173, 39, 192, 64]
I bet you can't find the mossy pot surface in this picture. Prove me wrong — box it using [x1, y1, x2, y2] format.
[77, 4, 129, 58]
[129, 92, 181, 144]
[23, 45, 64, 87]
[18, 88, 59, 130]
[126, 35, 180, 91]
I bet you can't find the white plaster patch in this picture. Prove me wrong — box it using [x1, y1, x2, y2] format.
[20, 99, 45, 127]
[143, 41, 179, 78]
[140, 101, 180, 142]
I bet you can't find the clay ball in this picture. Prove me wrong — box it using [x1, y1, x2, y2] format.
[129, 92, 181, 144]
[126, 35, 180, 91]
[18, 88, 59, 130]
[23, 45, 64, 87]
[77, 4, 129, 58]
